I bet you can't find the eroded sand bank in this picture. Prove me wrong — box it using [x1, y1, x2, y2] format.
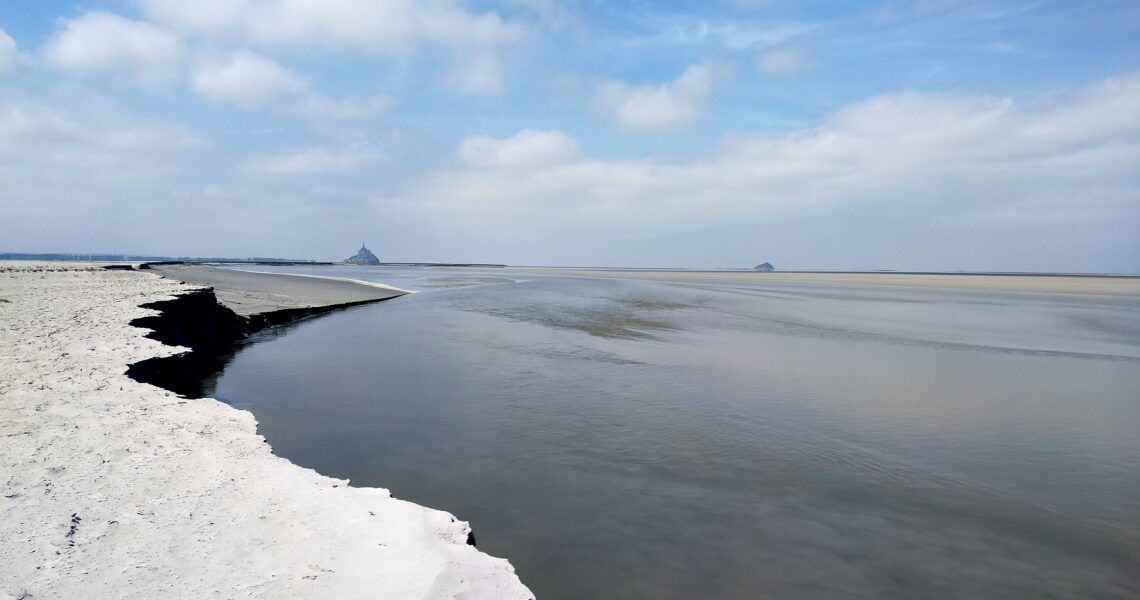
[0, 262, 532, 599]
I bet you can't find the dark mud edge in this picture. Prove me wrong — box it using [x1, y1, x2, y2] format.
[126, 287, 392, 398]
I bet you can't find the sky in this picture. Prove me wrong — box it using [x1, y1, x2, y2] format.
[0, 0, 1138, 271]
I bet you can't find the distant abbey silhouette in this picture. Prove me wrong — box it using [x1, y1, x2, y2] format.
[344, 243, 381, 265]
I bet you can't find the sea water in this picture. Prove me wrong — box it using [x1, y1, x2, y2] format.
[211, 266, 1140, 599]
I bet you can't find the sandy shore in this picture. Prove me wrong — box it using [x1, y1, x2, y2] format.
[0, 262, 531, 599]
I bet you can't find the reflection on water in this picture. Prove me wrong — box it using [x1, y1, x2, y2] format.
[212, 267, 1140, 599]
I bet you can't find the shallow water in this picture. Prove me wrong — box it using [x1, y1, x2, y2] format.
[212, 266, 1140, 599]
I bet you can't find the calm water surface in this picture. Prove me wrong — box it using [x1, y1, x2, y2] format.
[213, 266, 1140, 599]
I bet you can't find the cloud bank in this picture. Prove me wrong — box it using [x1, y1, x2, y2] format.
[42, 12, 183, 85]
[138, 0, 527, 50]
[404, 73, 1140, 235]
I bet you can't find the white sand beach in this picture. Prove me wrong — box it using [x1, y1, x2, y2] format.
[0, 262, 532, 599]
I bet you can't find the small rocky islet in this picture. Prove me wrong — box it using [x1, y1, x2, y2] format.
[345, 244, 381, 265]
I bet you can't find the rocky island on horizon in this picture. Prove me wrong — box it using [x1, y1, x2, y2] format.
[345, 243, 381, 265]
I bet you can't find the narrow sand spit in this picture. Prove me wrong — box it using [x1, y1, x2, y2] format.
[147, 264, 407, 316]
[0, 262, 532, 600]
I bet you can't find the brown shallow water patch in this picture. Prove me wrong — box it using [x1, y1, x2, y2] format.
[474, 302, 681, 339]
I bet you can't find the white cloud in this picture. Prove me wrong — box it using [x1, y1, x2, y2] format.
[41, 12, 183, 85]
[291, 92, 393, 120]
[596, 63, 724, 129]
[457, 129, 578, 168]
[450, 52, 504, 94]
[757, 48, 808, 74]
[190, 50, 307, 108]
[241, 146, 382, 176]
[610, 17, 812, 52]
[138, 1, 528, 95]
[0, 96, 200, 193]
[138, 0, 526, 51]
[402, 73, 1140, 235]
[0, 28, 18, 73]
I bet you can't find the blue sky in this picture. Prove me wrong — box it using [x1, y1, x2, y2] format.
[1, 0, 1138, 270]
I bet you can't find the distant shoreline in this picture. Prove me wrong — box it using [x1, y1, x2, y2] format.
[4, 255, 1134, 277]
[504, 267, 1140, 296]
[509, 266, 1140, 278]
[177, 261, 1140, 296]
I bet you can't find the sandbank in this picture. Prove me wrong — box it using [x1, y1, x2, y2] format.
[148, 263, 407, 316]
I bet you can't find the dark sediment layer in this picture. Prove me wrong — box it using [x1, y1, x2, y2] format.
[127, 287, 391, 398]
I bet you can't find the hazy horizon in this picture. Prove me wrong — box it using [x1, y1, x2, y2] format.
[1, 1, 1138, 272]
[6, 249, 1140, 275]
